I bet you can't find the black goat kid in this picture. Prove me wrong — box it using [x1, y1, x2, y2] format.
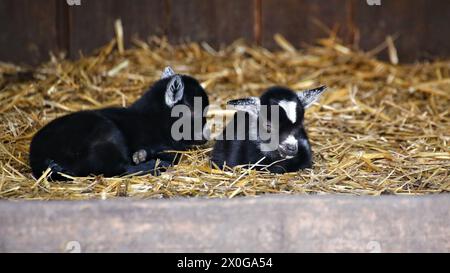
[30, 67, 209, 180]
[212, 86, 326, 173]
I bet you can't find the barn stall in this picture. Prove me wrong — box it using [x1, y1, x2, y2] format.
[0, 0, 449, 252]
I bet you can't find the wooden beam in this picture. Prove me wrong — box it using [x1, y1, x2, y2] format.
[1, 195, 449, 252]
[0, 0, 59, 65]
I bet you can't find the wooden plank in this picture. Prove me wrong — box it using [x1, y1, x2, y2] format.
[262, 0, 450, 62]
[68, 0, 254, 57]
[166, 0, 254, 48]
[1, 0, 449, 64]
[354, 0, 428, 61]
[67, 0, 167, 58]
[0, 0, 59, 65]
[354, 0, 450, 62]
[1, 195, 450, 252]
[261, 0, 351, 50]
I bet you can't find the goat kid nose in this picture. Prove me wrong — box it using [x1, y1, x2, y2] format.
[285, 143, 298, 152]
[278, 142, 298, 157]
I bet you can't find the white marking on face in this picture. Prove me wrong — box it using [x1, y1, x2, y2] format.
[279, 100, 297, 124]
[282, 135, 297, 146]
[280, 135, 297, 159]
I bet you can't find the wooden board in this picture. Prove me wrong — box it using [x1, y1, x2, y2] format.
[354, 0, 450, 62]
[66, 0, 254, 57]
[0, 0, 59, 65]
[261, 0, 351, 50]
[0, 0, 449, 64]
[1, 195, 450, 252]
[165, 0, 254, 48]
[67, 0, 167, 58]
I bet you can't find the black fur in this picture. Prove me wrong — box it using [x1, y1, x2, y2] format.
[212, 86, 325, 174]
[30, 73, 209, 180]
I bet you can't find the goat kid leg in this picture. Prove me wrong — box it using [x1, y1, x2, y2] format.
[132, 146, 180, 165]
[132, 149, 147, 165]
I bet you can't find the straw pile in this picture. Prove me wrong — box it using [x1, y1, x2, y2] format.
[0, 32, 449, 200]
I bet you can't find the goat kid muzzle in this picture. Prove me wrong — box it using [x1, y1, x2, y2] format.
[278, 141, 298, 159]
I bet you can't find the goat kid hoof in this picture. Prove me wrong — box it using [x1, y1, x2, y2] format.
[132, 149, 147, 165]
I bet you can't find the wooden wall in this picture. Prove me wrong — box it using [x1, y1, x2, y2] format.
[0, 0, 449, 65]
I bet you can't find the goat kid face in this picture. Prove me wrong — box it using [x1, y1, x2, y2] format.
[228, 86, 326, 159]
[160, 67, 210, 145]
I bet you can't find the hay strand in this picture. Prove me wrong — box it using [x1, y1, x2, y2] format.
[0, 34, 449, 200]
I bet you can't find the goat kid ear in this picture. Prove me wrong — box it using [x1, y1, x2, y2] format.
[227, 97, 261, 117]
[165, 75, 184, 107]
[297, 85, 327, 109]
[161, 66, 176, 79]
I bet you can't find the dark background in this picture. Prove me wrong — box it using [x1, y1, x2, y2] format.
[1, 0, 449, 65]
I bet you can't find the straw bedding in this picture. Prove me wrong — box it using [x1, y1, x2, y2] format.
[0, 34, 449, 200]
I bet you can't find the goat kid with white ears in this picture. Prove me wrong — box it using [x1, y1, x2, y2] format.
[212, 85, 326, 174]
